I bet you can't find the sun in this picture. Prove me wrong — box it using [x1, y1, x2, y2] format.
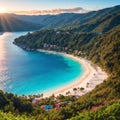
[0, 8, 7, 13]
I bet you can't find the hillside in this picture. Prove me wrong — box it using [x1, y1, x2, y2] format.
[0, 14, 42, 32]
[86, 25, 120, 76]
[14, 30, 97, 51]
[70, 11, 120, 33]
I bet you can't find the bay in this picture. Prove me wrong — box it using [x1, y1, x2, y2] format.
[0, 32, 85, 95]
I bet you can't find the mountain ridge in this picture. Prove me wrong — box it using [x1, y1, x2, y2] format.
[13, 5, 120, 29]
[0, 5, 120, 32]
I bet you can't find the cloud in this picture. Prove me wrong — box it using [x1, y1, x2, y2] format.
[10, 7, 88, 15]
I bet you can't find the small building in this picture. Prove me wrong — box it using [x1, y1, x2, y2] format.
[45, 105, 53, 110]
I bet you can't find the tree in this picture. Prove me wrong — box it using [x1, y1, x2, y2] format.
[73, 88, 77, 95]
[80, 87, 84, 91]
[86, 82, 89, 88]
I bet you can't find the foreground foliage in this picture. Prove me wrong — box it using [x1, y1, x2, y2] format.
[69, 100, 120, 120]
[0, 111, 33, 120]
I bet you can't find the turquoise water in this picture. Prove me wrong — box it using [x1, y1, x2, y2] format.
[0, 32, 85, 95]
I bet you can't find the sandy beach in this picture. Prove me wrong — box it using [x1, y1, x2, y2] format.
[37, 49, 108, 97]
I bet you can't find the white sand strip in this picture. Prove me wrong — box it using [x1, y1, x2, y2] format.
[37, 49, 108, 97]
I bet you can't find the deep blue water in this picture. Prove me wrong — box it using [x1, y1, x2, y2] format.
[0, 32, 85, 95]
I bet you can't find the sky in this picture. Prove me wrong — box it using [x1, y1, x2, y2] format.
[0, 0, 120, 14]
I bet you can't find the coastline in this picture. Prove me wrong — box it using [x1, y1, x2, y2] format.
[37, 49, 108, 97]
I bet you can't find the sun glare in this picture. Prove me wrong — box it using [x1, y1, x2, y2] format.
[0, 8, 7, 13]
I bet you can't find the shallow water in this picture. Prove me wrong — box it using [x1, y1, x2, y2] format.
[0, 32, 85, 95]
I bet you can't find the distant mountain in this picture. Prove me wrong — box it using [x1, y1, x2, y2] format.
[0, 14, 42, 32]
[65, 5, 120, 28]
[0, 5, 120, 32]
[13, 5, 120, 29]
[13, 13, 83, 28]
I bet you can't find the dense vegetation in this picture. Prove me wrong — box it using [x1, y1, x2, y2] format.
[69, 100, 120, 120]
[0, 111, 32, 120]
[0, 100, 120, 120]
[0, 5, 120, 120]
[14, 30, 97, 51]
[86, 25, 120, 76]
[70, 11, 120, 33]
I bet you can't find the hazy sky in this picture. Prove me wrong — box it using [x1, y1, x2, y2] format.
[0, 0, 120, 12]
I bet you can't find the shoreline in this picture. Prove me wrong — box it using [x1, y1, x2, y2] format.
[37, 49, 108, 97]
